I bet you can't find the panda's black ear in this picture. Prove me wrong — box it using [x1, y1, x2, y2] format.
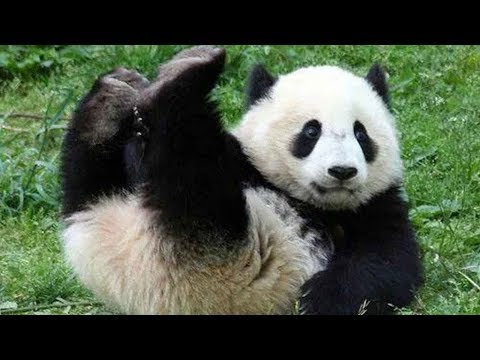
[366, 63, 390, 107]
[246, 64, 277, 108]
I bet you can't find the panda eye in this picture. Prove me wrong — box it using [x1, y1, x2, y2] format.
[292, 120, 322, 158]
[305, 126, 319, 139]
[354, 121, 368, 142]
[355, 129, 367, 142]
[303, 120, 321, 139]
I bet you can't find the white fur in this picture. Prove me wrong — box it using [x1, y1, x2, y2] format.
[64, 64, 401, 314]
[63, 189, 331, 314]
[233, 65, 403, 210]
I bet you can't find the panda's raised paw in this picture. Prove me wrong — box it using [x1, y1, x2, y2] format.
[155, 46, 225, 84]
[141, 46, 226, 105]
[169, 46, 226, 63]
[108, 67, 150, 90]
[73, 69, 148, 146]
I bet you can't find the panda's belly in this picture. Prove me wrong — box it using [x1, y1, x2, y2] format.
[62, 188, 331, 314]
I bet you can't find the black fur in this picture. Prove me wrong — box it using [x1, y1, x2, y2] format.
[62, 129, 133, 217]
[62, 50, 263, 249]
[61, 70, 145, 216]
[354, 120, 378, 163]
[123, 136, 147, 185]
[299, 186, 424, 315]
[246, 64, 277, 108]
[136, 49, 253, 246]
[291, 120, 322, 159]
[62, 49, 422, 315]
[366, 63, 390, 107]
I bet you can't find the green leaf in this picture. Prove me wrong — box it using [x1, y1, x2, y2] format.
[0, 301, 18, 310]
[41, 60, 54, 68]
[440, 199, 461, 213]
[407, 148, 438, 168]
[0, 53, 10, 67]
[412, 204, 442, 217]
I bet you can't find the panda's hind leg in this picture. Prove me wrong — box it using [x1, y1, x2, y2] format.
[71, 68, 149, 146]
[61, 68, 150, 216]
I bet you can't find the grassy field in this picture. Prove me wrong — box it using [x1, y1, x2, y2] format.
[0, 45, 479, 315]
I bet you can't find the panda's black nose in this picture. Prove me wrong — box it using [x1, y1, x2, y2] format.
[328, 166, 358, 180]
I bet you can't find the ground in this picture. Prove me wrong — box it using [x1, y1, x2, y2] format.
[0, 45, 479, 315]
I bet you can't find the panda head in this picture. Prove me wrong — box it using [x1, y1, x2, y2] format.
[233, 63, 403, 210]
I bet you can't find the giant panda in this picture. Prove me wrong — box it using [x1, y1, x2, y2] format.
[61, 46, 423, 315]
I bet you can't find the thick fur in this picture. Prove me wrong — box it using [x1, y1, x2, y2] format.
[61, 67, 150, 216]
[300, 186, 423, 314]
[234, 63, 423, 314]
[61, 47, 422, 315]
[61, 47, 331, 314]
[246, 64, 277, 107]
[64, 189, 330, 314]
[137, 48, 248, 242]
[366, 63, 390, 107]
[234, 65, 403, 210]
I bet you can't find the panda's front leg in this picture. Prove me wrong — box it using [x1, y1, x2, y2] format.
[138, 46, 249, 242]
[299, 188, 423, 315]
[61, 67, 150, 216]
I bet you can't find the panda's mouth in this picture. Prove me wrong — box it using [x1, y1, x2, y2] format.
[311, 182, 355, 195]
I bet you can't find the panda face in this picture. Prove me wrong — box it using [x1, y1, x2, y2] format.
[234, 65, 403, 210]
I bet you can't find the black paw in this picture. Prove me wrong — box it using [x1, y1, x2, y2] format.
[142, 46, 226, 105]
[74, 69, 147, 146]
[158, 46, 226, 80]
[299, 271, 363, 315]
[108, 67, 150, 90]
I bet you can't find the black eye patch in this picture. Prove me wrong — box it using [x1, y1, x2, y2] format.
[354, 121, 378, 163]
[291, 119, 322, 159]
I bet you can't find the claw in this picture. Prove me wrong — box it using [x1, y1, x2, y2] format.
[132, 106, 149, 139]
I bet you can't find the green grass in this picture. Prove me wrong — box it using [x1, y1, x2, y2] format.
[0, 45, 479, 315]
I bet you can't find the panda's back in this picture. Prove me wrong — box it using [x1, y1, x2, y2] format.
[62, 186, 331, 314]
